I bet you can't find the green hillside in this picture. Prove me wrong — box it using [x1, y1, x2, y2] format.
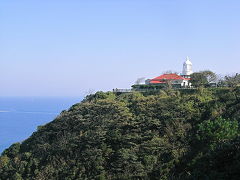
[1, 88, 240, 180]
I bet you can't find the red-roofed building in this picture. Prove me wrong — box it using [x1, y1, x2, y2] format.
[146, 73, 191, 88]
[131, 57, 193, 91]
[144, 57, 193, 88]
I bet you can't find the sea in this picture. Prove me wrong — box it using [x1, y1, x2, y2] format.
[0, 97, 82, 154]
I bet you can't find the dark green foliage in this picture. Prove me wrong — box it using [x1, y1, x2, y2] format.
[1, 88, 240, 179]
[184, 137, 240, 180]
[190, 70, 217, 87]
[197, 117, 239, 145]
[221, 73, 240, 87]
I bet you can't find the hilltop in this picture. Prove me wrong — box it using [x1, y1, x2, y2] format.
[1, 88, 240, 180]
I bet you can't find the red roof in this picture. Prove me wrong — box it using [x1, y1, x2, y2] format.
[149, 80, 165, 84]
[150, 73, 189, 84]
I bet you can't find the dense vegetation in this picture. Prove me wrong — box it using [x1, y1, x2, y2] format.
[1, 88, 240, 180]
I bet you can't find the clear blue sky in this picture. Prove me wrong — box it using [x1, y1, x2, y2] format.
[1, 0, 240, 96]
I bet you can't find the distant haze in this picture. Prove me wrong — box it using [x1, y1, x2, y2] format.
[1, 0, 240, 96]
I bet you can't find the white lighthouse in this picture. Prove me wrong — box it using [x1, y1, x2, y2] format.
[182, 56, 193, 78]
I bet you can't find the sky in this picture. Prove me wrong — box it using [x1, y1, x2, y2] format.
[1, 0, 240, 96]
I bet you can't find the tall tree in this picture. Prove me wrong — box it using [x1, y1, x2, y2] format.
[224, 73, 240, 87]
[190, 70, 217, 87]
[135, 77, 145, 85]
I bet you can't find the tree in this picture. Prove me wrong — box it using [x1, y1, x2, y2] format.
[203, 70, 217, 83]
[190, 72, 208, 87]
[1, 89, 240, 179]
[162, 78, 172, 89]
[224, 73, 240, 87]
[190, 70, 217, 87]
[162, 70, 179, 74]
[197, 117, 239, 145]
[135, 77, 145, 85]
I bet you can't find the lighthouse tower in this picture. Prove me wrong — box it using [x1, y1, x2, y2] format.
[182, 56, 193, 78]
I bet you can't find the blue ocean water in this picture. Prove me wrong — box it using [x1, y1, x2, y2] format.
[0, 97, 82, 153]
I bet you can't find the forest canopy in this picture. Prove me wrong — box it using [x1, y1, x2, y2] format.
[1, 88, 240, 180]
